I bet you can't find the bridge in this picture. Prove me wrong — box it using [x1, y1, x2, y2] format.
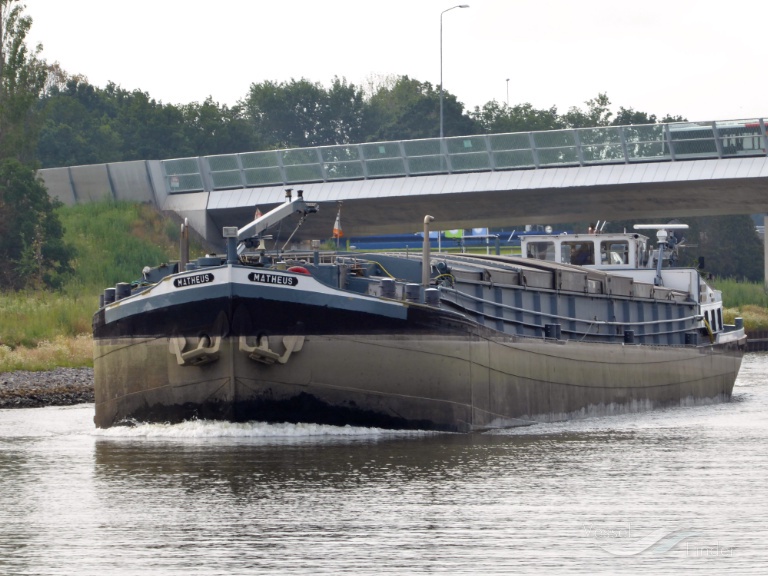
[40, 118, 768, 252]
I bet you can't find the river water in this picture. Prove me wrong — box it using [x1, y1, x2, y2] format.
[1, 354, 767, 575]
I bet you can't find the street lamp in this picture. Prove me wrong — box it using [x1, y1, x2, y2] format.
[506, 78, 510, 107]
[439, 4, 469, 139]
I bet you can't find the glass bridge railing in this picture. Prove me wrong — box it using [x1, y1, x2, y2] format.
[161, 118, 768, 194]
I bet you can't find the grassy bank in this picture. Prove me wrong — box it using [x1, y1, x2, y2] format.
[1, 201, 767, 372]
[712, 278, 768, 330]
[0, 201, 201, 372]
[0, 334, 93, 372]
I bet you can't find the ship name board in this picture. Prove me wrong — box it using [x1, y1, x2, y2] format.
[248, 272, 298, 286]
[173, 273, 214, 288]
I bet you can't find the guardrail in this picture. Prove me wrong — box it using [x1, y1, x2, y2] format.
[161, 118, 768, 194]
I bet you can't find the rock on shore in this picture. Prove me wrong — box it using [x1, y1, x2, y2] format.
[0, 367, 94, 409]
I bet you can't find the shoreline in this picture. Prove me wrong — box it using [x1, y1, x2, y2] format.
[0, 367, 94, 409]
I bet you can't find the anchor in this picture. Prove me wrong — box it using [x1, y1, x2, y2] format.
[239, 334, 304, 365]
[169, 334, 222, 366]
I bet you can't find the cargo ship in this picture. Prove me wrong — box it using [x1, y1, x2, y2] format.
[92, 191, 746, 431]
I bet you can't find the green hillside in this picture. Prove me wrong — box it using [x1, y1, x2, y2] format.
[0, 201, 200, 371]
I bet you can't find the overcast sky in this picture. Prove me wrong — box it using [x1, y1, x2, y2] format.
[26, 0, 768, 123]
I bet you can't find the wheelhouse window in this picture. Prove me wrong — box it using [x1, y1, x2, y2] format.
[600, 240, 629, 265]
[561, 241, 595, 265]
[526, 241, 556, 261]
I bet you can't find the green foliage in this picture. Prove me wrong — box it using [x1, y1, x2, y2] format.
[0, 0, 48, 163]
[712, 278, 768, 309]
[611, 107, 657, 126]
[563, 93, 614, 128]
[471, 101, 563, 133]
[37, 80, 123, 165]
[471, 93, 682, 138]
[36, 69, 694, 167]
[0, 5, 74, 291]
[363, 76, 476, 140]
[0, 158, 74, 289]
[113, 84, 190, 159]
[243, 76, 367, 148]
[55, 200, 185, 292]
[0, 200, 201, 355]
[0, 290, 93, 347]
[180, 96, 258, 156]
[0, 333, 93, 371]
[660, 114, 687, 123]
[675, 215, 764, 282]
[37, 79, 201, 166]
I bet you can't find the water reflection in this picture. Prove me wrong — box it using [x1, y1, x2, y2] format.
[92, 428, 640, 497]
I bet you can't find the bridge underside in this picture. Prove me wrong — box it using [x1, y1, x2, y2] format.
[197, 158, 768, 243]
[39, 154, 768, 285]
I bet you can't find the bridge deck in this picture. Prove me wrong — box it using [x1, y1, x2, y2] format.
[39, 117, 768, 243]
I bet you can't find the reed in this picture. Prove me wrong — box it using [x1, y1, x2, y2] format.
[711, 278, 768, 330]
[0, 334, 93, 372]
[0, 291, 94, 349]
[723, 305, 768, 331]
[711, 278, 768, 309]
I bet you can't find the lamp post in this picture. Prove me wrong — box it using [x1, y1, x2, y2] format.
[506, 78, 510, 107]
[439, 4, 469, 139]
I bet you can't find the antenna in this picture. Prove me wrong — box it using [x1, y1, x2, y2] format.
[633, 224, 689, 286]
[633, 224, 689, 231]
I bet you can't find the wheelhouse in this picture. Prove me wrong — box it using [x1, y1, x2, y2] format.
[521, 232, 649, 269]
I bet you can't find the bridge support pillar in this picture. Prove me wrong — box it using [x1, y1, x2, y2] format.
[764, 215, 768, 292]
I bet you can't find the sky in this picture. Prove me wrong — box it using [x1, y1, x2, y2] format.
[25, 0, 768, 123]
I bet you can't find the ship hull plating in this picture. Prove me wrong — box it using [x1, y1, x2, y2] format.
[93, 291, 746, 432]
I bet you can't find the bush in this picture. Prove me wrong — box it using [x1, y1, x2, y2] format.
[0, 159, 74, 289]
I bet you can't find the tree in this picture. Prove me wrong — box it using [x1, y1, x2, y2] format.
[680, 215, 764, 281]
[0, 158, 73, 289]
[180, 97, 259, 156]
[37, 78, 123, 166]
[323, 76, 366, 144]
[38, 78, 196, 166]
[109, 84, 188, 160]
[660, 114, 687, 124]
[243, 77, 368, 149]
[471, 100, 563, 133]
[611, 107, 657, 126]
[0, 2, 72, 290]
[361, 75, 476, 141]
[0, 0, 47, 163]
[563, 93, 613, 128]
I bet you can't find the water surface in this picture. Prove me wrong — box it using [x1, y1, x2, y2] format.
[1, 354, 767, 575]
